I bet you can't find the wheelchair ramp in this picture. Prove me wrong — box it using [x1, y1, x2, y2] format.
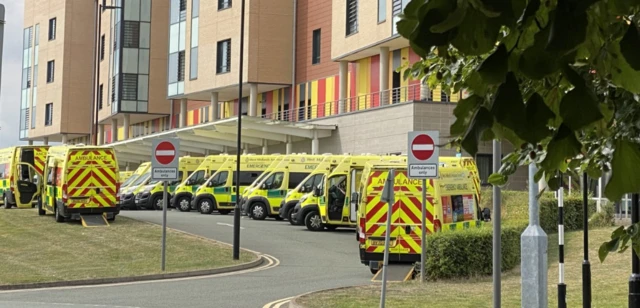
[371, 264, 415, 282]
[81, 214, 109, 227]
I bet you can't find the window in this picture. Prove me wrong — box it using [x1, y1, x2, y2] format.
[122, 74, 138, 100]
[179, 0, 187, 21]
[187, 170, 207, 185]
[346, 0, 358, 36]
[46, 60, 55, 83]
[209, 171, 229, 187]
[378, 0, 386, 22]
[218, 0, 231, 10]
[44, 103, 53, 126]
[475, 154, 492, 185]
[98, 84, 104, 110]
[100, 35, 106, 61]
[312, 29, 321, 65]
[234, 171, 261, 186]
[178, 50, 185, 81]
[123, 21, 140, 48]
[48, 18, 56, 40]
[289, 172, 311, 189]
[216, 39, 231, 74]
[263, 172, 285, 189]
[300, 174, 324, 192]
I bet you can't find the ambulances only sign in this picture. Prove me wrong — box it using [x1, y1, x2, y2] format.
[407, 131, 439, 179]
[151, 138, 180, 181]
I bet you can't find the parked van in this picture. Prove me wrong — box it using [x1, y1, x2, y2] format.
[119, 171, 134, 184]
[119, 167, 152, 210]
[171, 154, 231, 212]
[244, 154, 329, 220]
[239, 155, 285, 214]
[278, 155, 346, 224]
[117, 162, 150, 208]
[38, 145, 120, 222]
[134, 157, 203, 210]
[0, 146, 49, 208]
[195, 155, 278, 215]
[355, 159, 488, 274]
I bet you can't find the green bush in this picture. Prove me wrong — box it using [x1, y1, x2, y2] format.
[425, 225, 521, 280]
[589, 203, 615, 228]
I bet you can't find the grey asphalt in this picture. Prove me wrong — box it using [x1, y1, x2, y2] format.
[0, 210, 374, 308]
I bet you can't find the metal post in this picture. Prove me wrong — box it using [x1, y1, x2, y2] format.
[233, 0, 246, 261]
[629, 193, 640, 307]
[420, 178, 426, 283]
[380, 169, 395, 308]
[558, 174, 566, 308]
[161, 180, 168, 271]
[492, 140, 501, 308]
[582, 172, 591, 308]
[521, 163, 548, 308]
[89, 1, 99, 145]
[0, 4, 5, 99]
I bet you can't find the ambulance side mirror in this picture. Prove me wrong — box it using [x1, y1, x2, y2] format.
[313, 186, 321, 196]
[299, 186, 307, 193]
[482, 207, 491, 222]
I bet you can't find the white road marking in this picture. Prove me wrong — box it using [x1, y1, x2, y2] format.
[217, 222, 245, 230]
[412, 144, 434, 151]
[262, 297, 294, 308]
[155, 150, 175, 156]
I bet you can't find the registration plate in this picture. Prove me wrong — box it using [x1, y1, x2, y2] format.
[72, 198, 90, 203]
[369, 240, 385, 246]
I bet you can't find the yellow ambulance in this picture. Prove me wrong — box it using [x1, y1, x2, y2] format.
[293, 155, 406, 231]
[244, 154, 329, 220]
[38, 145, 120, 222]
[119, 171, 134, 184]
[171, 154, 232, 212]
[277, 155, 346, 224]
[195, 155, 277, 215]
[355, 159, 488, 274]
[119, 164, 153, 210]
[134, 157, 204, 210]
[239, 155, 285, 214]
[0, 146, 50, 208]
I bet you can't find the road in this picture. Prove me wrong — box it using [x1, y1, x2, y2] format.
[0, 210, 373, 308]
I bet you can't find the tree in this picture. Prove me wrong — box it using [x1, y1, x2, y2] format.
[397, 0, 640, 261]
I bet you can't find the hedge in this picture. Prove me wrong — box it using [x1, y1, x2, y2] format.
[425, 225, 521, 280]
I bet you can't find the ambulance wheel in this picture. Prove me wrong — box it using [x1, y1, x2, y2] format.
[54, 205, 65, 223]
[107, 214, 116, 222]
[326, 225, 338, 231]
[177, 196, 191, 212]
[370, 267, 379, 275]
[3, 195, 11, 209]
[218, 210, 230, 215]
[287, 208, 297, 225]
[250, 203, 268, 220]
[305, 211, 324, 232]
[199, 198, 215, 215]
[273, 216, 284, 221]
[152, 196, 163, 211]
[37, 198, 45, 216]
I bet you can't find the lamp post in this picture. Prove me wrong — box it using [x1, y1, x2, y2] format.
[91, 0, 120, 145]
[233, 0, 247, 260]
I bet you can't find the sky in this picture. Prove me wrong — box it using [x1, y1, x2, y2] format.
[0, 0, 25, 148]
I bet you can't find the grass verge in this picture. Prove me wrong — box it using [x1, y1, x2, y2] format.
[295, 227, 628, 308]
[0, 209, 256, 285]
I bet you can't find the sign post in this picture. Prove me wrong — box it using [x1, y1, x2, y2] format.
[151, 138, 180, 271]
[407, 131, 440, 283]
[379, 168, 396, 308]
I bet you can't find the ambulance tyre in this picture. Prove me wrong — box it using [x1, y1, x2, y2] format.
[304, 211, 324, 232]
[325, 225, 338, 231]
[177, 196, 191, 212]
[3, 195, 11, 209]
[152, 195, 163, 211]
[37, 197, 45, 216]
[218, 210, 230, 215]
[250, 203, 268, 220]
[107, 214, 116, 222]
[287, 208, 297, 225]
[370, 267, 379, 275]
[54, 205, 65, 223]
[273, 216, 283, 221]
[199, 198, 216, 215]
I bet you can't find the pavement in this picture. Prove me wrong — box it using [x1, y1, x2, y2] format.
[0, 210, 373, 308]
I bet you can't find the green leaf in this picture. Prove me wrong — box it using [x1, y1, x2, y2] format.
[561, 64, 589, 90]
[409, 0, 457, 54]
[523, 93, 555, 144]
[620, 24, 640, 71]
[603, 42, 640, 94]
[545, 6, 588, 55]
[569, 0, 602, 13]
[488, 173, 508, 186]
[609, 0, 640, 15]
[430, 0, 468, 33]
[461, 107, 494, 157]
[469, 0, 501, 17]
[599, 242, 610, 262]
[540, 124, 582, 171]
[450, 9, 502, 56]
[450, 95, 482, 136]
[465, 71, 488, 96]
[559, 88, 603, 131]
[490, 72, 526, 137]
[612, 225, 626, 239]
[604, 140, 640, 202]
[517, 0, 540, 24]
[492, 122, 525, 148]
[519, 25, 560, 79]
[534, 168, 546, 183]
[477, 44, 508, 85]
[402, 0, 427, 19]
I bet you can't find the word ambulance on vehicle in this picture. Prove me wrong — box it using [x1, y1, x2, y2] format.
[195, 155, 277, 215]
[134, 157, 203, 210]
[278, 155, 346, 224]
[171, 154, 231, 212]
[0, 146, 49, 209]
[244, 154, 328, 220]
[355, 158, 489, 274]
[39, 145, 120, 223]
[238, 155, 285, 213]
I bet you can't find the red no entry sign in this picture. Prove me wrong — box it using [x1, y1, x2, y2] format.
[155, 141, 177, 165]
[411, 134, 435, 161]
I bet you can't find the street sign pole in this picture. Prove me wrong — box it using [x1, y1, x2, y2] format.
[233, 0, 247, 261]
[582, 172, 591, 308]
[492, 140, 502, 308]
[420, 178, 426, 283]
[151, 138, 179, 272]
[380, 169, 396, 308]
[161, 180, 168, 271]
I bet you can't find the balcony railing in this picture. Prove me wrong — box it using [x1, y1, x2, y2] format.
[261, 84, 458, 122]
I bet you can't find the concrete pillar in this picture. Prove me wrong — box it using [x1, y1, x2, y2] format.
[179, 98, 187, 127]
[379, 47, 390, 106]
[249, 83, 258, 117]
[420, 82, 430, 101]
[286, 136, 293, 154]
[311, 131, 319, 155]
[61, 134, 68, 144]
[123, 114, 130, 140]
[43, 137, 49, 145]
[125, 163, 130, 171]
[97, 124, 105, 145]
[111, 118, 118, 142]
[243, 143, 249, 155]
[28, 140, 33, 145]
[339, 61, 348, 114]
[262, 139, 268, 155]
[211, 92, 219, 121]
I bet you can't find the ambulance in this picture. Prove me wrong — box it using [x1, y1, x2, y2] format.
[244, 154, 329, 220]
[171, 154, 231, 212]
[117, 162, 150, 209]
[355, 159, 488, 274]
[0, 146, 49, 208]
[293, 155, 406, 231]
[119, 171, 134, 184]
[239, 155, 285, 214]
[195, 155, 277, 215]
[278, 155, 346, 224]
[119, 167, 153, 210]
[134, 157, 203, 210]
[38, 145, 120, 222]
